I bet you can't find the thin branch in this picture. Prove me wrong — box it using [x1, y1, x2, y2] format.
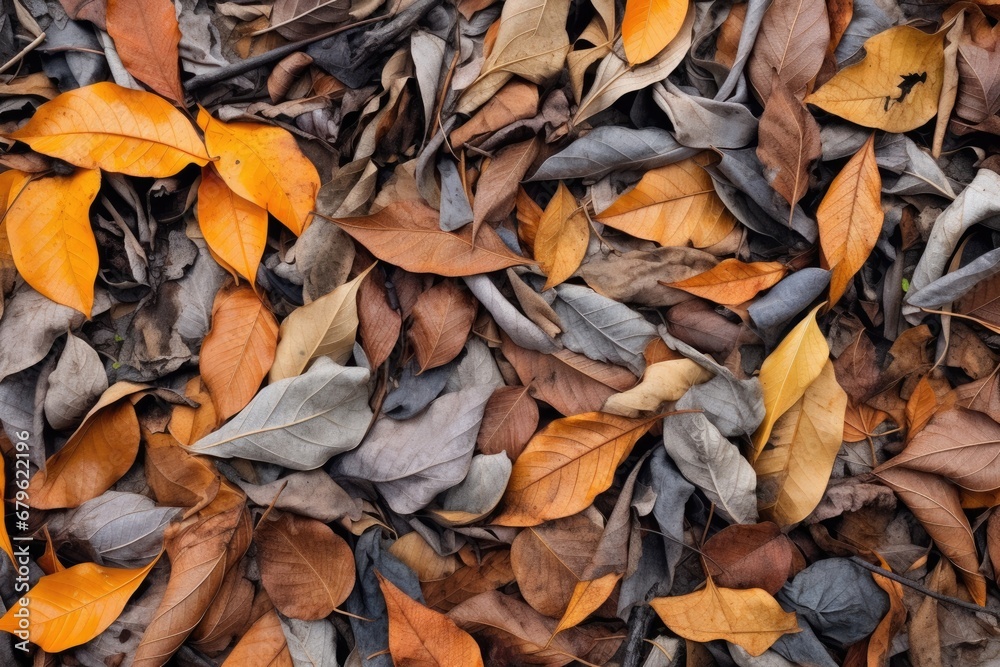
[0, 32, 45, 75]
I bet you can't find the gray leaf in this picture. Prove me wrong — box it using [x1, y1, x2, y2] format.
[644, 448, 694, 590]
[45, 491, 181, 567]
[444, 338, 505, 394]
[880, 136, 956, 199]
[439, 453, 511, 518]
[280, 615, 340, 667]
[233, 470, 362, 524]
[777, 558, 889, 649]
[411, 31, 447, 138]
[748, 268, 831, 344]
[552, 283, 657, 376]
[770, 617, 840, 667]
[714, 0, 769, 101]
[438, 158, 474, 231]
[189, 357, 372, 470]
[44, 334, 108, 431]
[906, 247, 1000, 310]
[662, 412, 757, 524]
[653, 82, 758, 149]
[332, 385, 493, 514]
[463, 274, 559, 353]
[383, 358, 454, 420]
[677, 374, 765, 438]
[529, 127, 697, 182]
[835, 0, 895, 65]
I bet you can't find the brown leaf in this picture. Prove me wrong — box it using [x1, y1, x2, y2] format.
[357, 263, 402, 369]
[905, 376, 940, 438]
[168, 376, 221, 446]
[842, 401, 890, 443]
[329, 200, 529, 276]
[535, 183, 589, 290]
[874, 467, 986, 605]
[516, 187, 543, 253]
[500, 334, 637, 417]
[451, 80, 539, 148]
[866, 554, 907, 667]
[702, 523, 797, 594]
[833, 328, 881, 402]
[144, 431, 222, 514]
[476, 386, 539, 459]
[748, 0, 830, 101]
[200, 284, 278, 421]
[662, 259, 787, 306]
[511, 514, 603, 616]
[255, 510, 355, 620]
[220, 608, 293, 667]
[106, 0, 184, 103]
[956, 269, 1000, 326]
[422, 550, 516, 612]
[493, 412, 657, 526]
[409, 280, 478, 372]
[191, 561, 255, 653]
[472, 138, 540, 237]
[757, 75, 823, 209]
[58, 0, 107, 28]
[377, 572, 484, 667]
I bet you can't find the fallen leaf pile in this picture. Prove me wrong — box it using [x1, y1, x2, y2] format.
[1, 0, 1000, 665]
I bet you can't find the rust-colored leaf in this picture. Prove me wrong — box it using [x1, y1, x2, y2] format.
[662, 259, 787, 306]
[702, 523, 797, 594]
[409, 279, 478, 372]
[476, 386, 539, 459]
[106, 0, 184, 102]
[757, 75, 822, 209]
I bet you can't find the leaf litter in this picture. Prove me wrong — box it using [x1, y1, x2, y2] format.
[2, 0, 1000, 664]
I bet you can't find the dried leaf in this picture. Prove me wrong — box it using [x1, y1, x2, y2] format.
[535, 183, 589, 290]
[602, 359, 713, 417]
[757, 76, 823, 208]
[106, 0, 184, 102]
[476, 385, 539, 459]
[703, 523, 797, 594]
[622, 0, 690, 66]
[198, 166, 269, 286]
[221, 608, 293, 667]
[409, 280, 478, 372]
[662, 259, 787, 306]
[748, 0, 830, 100]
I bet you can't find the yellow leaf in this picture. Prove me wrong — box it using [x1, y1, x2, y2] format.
[804, 26, 945, 132]
[0, 554, 159, 652]
[535, 183, 589, 290]
[198, 165, 268, 286]
[596, 157, 735, 248]
[817, 133, 883, 306]
[751, 303, 829, 458]
[377, 572, 484, 667]
[9, 82, 210, 177]
[269, 265, 373, 382]
[0, 169, 30, 210]
[754, 360, 847, 525]
[551, 573, 621, 637]
[622, 0, 690, 66]
[6, 169, 100, 315]
[650, 577, 799, 656]
[602, 359, 713, 417]
[662, 259, 787, 305]
[494, 412, 658, 526]
[198, 109, 320, 236]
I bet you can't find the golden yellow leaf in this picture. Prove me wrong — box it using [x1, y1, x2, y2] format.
[6, 169, 100, 315]
[269, 265, 373, 382]
[662, 259, 787, 305]
[9, 82, 210, 177]
[198, 108, 320, 235]
[551, 573, 621, 637]
[0, 169, 30, 210]
[198, 165, 268, 286]
[622, 0, 690, 66]
[535, 183, 589, 290]
[602, 359, 713, 417]
[754, 360, 847, 525]
[751, 303, 829, 458]
[817, 133, 883, 306]
[804, 26, 945, 132]
[596, 158, 735, 248]
[494, 412, 658, 527]
[0, 554, 159, 652]
[650, 577, 799, 656]
[377, 572, 485, 667]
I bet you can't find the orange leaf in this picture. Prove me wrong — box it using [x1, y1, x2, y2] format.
[551, 573, 621, 637]
[817, 133, 883, 305]
[650, 577, 799, 656]
[198, 108, 319, 235]
[535, 182, 590, 290]
[198, 165, 269, 286]
[220, 608, 292, 667]
[200, 284, 278, 420]
[106, 0, 184, 102]
[9, 82, 210, 177]
[6, 169, 100, 315]
[329, 199, 530, 276]
[905, 376, 939, 438]
[409, 279, 478, 372]
[596, 158, 735, 248]
[0, 554, 159, 652]
[377, 572, 484, 667]
[494, 412, 657, 526]
[622, 0, 690, 66]
[661, 259, 787, 305]
[0, 453, 14, 565]
[255, 511, 355, 620]
[29, 399, 140, 509]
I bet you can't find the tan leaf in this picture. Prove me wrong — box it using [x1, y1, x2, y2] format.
[256, 510, 355, 620]
[754, 360, 848, 525]
[220, 608, 293, 667]
[596, 157, 736, 248]
[905, 375, 940, 438]
[661, 259, 787, 306]
[422, 550, 515, 612]
[817, 133, 883, 306]
[200, 284, 279, 420]
[269, 266, 372, 382]
[752, 303, 829, 458]
[378, 572, 484, 667]
[601, 358, 712, 417]
[535, 182, 589, 290]
[409, 279, 478, 372]
[756, 75, 823, 208]
[805, 26, 946, 132]
[494, 412, 657, 526]
[650, 577, 800, 656]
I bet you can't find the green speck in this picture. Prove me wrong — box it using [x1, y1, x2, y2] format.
[112, 361, 121, 370]
[901, 278, 910, 293]
[114, 334, 124, 343]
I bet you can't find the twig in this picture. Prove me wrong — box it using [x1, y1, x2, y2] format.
[0, 32, 45, 75]
[621, 604, 655, 667]
[848, 556, 1000, 619]
[183, 15, 390, 92]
